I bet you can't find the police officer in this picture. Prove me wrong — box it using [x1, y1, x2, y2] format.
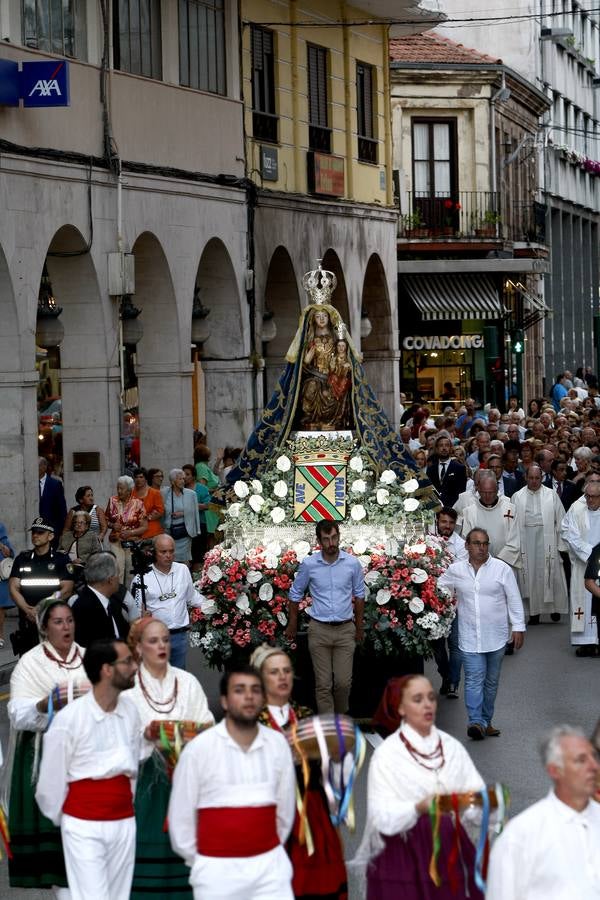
[8, 517, 74, 655]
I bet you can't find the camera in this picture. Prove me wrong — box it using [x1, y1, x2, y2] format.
[122, 539, 154, 576]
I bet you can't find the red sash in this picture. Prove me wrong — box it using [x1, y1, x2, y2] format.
[62, 775, 134, 821]
[196, 805, 279, 857]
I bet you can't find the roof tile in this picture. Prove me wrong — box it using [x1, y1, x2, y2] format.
[390, 31, 502, 66]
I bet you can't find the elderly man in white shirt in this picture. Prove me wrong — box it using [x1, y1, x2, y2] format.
[487, 724, 600, 899]
[35, 637, 148, 900]
[129, 534, 204, 669]
[169, 666, 296, 899]
[437, 527, 526, 741]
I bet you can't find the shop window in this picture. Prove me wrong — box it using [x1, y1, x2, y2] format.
[357, 61, 377, 164]
[308, 44, 331, 153]
[179, 0, 226, 95]
[22, 0, 87, 59]
[411, 118, 458, 230]
[251, 26, 277, 143]
[113, 0, 162, 79]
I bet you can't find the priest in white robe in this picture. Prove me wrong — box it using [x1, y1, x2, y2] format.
[560, 481, 600, 654]
[511, 465, 568, 623]
[459, 472, 520, 566]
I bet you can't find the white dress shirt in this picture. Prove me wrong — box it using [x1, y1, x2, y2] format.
[428, 526, 468, 562]
[437, 555, 525, 653]
[35, 690, 146, 826]
[487, 791, 600, 899]
[168, 719, 296, 867]
[129, 562, 202, 629]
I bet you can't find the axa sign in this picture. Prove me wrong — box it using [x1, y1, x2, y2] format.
[21, 60, 70, 108]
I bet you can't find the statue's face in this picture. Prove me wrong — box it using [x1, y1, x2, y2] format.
[314, 310, 329, 328]
[336, 341, 347, 357]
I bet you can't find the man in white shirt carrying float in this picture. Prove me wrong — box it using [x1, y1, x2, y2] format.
[36, 637, 147, 900]
[487, 725, 600, 898]
[437, 527, 526, 741]
[169, 665, 296, 899]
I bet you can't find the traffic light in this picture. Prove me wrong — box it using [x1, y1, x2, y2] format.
[512, 329, 524, 354]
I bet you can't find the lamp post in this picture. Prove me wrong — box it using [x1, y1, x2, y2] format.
[36, 266, 64, 349]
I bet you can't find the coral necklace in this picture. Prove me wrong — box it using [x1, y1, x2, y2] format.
[399, 729, 445, 771]
[43, 643, 84, 671]
[138, 666, 179, 714]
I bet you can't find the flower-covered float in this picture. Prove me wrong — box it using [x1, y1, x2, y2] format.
[190, 263, 449, 712]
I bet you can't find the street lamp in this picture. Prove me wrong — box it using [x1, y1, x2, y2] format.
[120, 294, 143, 347]
[36, 265, 64, 348]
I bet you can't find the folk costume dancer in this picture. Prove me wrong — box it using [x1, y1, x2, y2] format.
[560, 482, 600, 655]
[510, 466, 568, 624]
[127, 617, 214, 899]
[354, 675, 485, 899]
[6, 597, 88, 893]
[251, 644, 348, 900]
[168, 665, 297, 900]
[35, 638, 147, 900]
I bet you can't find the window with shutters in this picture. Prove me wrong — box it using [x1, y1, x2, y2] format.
[307, 44, 331, 153]
[411, 118, 458, 229]
[179, 0, 226, 95]
[22, 0, 87, 59]
[113, 0, 162, 79]
[357, 61, 377, 163]
[251, 26, 277, 143]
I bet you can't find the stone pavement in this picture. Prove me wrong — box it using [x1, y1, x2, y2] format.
[1, 617, 597, 897]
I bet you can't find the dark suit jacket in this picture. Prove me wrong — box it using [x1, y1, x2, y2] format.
[426, 459, 467, 508]
[71, 584, 129, 649]
[502, 471, 525, 498]
[557, 480, 580, 511]
[39, 475, 67, 537]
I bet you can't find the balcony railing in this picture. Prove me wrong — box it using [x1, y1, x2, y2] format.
[398, 192, 547, 244]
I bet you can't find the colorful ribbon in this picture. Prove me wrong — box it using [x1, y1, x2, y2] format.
[289, 719, 313, 853]
[0, 806, 12, 861]
[474, 787, 490, 893]
[428, 796, 443, 887]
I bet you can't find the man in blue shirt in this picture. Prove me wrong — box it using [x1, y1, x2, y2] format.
[286, 520, 365, 714]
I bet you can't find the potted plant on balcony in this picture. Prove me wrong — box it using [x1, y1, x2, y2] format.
[401, 209, 430, 238]
[475, 209, 501, 237]
[435, 198, 461, 236]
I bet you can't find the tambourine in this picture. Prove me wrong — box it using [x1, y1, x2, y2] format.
[47, 681, 90, 721]
[0, 557, 13, 580]
[147, 719, 213, 769]
[284, 713, 357, 763]
[433, 786, 509, 814]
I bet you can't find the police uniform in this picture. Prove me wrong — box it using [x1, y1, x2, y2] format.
[10, 518, 73, 653]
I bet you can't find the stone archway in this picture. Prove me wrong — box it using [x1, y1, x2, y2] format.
[263, 246, 301, 399]
[360, 253, 401, 425]
[194, 238, 250, 451]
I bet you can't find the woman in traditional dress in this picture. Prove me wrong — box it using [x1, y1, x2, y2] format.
[6, 596, 89, 894]
[250, 643, 348, 900]
[358, 674, 485, 899]
[127, 617, 214, 899]
[105, 475, 148, 583]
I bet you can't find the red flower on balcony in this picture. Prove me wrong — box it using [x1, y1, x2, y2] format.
[443, 198, 453, 209]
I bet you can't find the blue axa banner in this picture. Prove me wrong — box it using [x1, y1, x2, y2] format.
[21, 59, 70, 108]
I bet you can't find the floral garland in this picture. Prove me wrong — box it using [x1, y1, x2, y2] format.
[190, 536, 455, 667]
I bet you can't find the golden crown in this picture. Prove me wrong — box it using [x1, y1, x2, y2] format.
[302, 261, 337, 305]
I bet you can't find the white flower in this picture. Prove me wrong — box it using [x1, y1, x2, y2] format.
[384, 538, 399, 557]
[248, 494, 265, 512]
[411, 568, 428, 584]
[273, 480, 288, 498]
[200, 596, 217, 615]
[403, 497, 420, 512]
[408, 597, 425, 614]
[364, 570, 380, 586]
[251, 479, 263, 494]
[380, 469, 397, 485]
[276, 455, 291, 472]
[228, 503, 242, 519]
[402, 478, 419, 494]
[358, 555, 372, 569]
[292, 540, 311, 562]
[236, 594, 251, 613]
[266, 541, 282, 557]
[246, 570, 262, 584]
[233, 480, 249, 498]
[206, 565, 223, 583]
[352, 537, 369, 555]
[376, 488, 390, 506]
[259, 583, 273, 602]
[376, 589, 391, 606]
[229, 541, 246, 560]
[265, 554, 279, 569]
[350, 504, 366, 521]
[349, 456, 364, 472]
[271, 506, 286, 524]
[277, 611, 288, 626]
[351, 479, 367, 494]
[409, 542, 427, 556]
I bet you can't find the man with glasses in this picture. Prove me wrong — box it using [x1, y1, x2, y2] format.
[459, 472, 520, 566]
[438, 528, 526, 741]
[36, 638, 148, 900]
[561, 481, 600, 656]
[70, 551, 130, 648]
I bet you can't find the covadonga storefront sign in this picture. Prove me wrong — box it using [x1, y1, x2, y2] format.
[402, 334, 485, 351]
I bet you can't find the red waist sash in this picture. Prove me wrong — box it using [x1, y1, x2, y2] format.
[62, 775, 134, 821]
[196, 805, 279, 857]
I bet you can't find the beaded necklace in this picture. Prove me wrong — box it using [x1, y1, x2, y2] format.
[138, 666, 179, 714]
[399, 729, 445, 771]
[266, 704, 297, 733]
[42, 643, 84, 671]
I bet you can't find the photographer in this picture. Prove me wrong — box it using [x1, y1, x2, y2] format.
[70, 552, 129, 648]
[129, 534, 204, 670]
